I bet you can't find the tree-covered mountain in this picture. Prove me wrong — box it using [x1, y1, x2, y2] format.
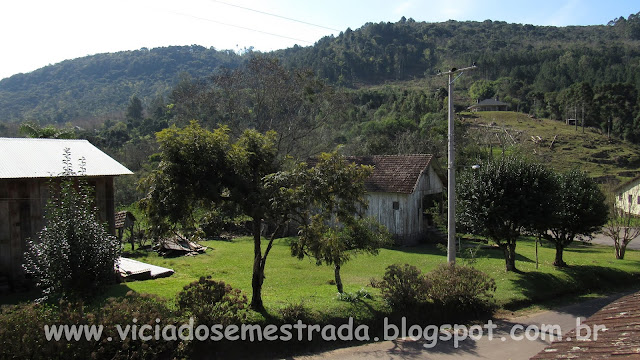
[0, 12, 639, 128]
[0, 45, 243, 124]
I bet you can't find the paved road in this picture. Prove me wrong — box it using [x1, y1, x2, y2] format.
[292, 292, 632, 360]
[589, 230, 640, 250]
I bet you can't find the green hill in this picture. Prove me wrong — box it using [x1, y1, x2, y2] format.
[1, 12, 640, 126]
[463, 111, 640, 184]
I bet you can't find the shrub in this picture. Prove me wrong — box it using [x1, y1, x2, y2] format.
[0, 302, 60, 359]
[336, 288, 372, 303]
[99, 292, 179, 359]
[279, 302, 312, 323]
[427, 263, 497, 319]
[371, 264, 431, 309]
[23, 150, 121, 300]
[0, 293, 182, 360]
[176, 276, 248, 327]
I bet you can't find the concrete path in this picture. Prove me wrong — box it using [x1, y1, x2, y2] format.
[589, 231, 640, 250]
[291, 292, 631, 360]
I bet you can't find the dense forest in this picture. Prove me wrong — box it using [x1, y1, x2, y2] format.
[1, 12, 640, 206]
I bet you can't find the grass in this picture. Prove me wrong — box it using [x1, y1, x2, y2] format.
[462, 111, 640, 183]
[105, 235, 640, 321]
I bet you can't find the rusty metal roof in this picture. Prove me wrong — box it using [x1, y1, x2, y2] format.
[345, 154, 435, 194]
[531, 291, 640, 359]
[0, 137, 133, 179]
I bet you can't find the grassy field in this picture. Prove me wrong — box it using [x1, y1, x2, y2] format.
[108, 235, 640, 321]
[462, 111, 640, 184]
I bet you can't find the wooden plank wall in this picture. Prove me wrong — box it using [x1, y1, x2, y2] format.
[0, 176, 118, 284]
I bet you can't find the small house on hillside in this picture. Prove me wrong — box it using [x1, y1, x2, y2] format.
[0, 138, 132, 288]
[615, 177, 640, 216]
[346, 154, 444, 246]
[468, 98, 509, 112]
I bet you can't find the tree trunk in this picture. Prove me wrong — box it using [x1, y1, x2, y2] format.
[502, 243, 517, 272]
[334, 264, 344, 293]
[250, 219, 265, 311]
[553, 243, 567, 267]
[616, 244, 626, 260]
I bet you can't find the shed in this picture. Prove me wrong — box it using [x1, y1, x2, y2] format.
[346, 154, 444, 246]
[0, 137, 133, 287]
[468, 98, 509, 112]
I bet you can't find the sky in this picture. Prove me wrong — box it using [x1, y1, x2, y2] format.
[0, 0, 638, 81]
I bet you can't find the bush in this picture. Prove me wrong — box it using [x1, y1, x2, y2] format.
[370, 264, 431, 309]
[279, 302, 312, 323]
[99, 292, 179, 359]
[0, 293, 180, 360]
[427, 263, 497, 319]
[0, 302, 59, 359]
[23, 150, 121, 300]
[176, 276, 248, 327]
[336, 288, 372, 303]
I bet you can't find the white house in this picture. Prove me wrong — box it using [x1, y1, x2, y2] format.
[615, 177, 640, 215]
[347, 154, 445, 245]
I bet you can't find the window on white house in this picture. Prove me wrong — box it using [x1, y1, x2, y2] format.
[393, 201, 399, 210]
[629, 195, 633, 204]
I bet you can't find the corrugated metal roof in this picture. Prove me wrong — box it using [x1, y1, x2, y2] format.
[0, 137, 133, 179]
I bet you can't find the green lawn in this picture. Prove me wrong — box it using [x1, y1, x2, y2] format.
[109, 236, 640, 320]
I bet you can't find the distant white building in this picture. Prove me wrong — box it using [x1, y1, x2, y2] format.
[615, 177, 640, 215]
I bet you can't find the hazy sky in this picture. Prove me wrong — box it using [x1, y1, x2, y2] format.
[1, 0, 638, 80]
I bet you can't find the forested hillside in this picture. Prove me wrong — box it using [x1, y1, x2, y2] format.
[0, 46, 242, 123]
[1, 13, 639, 127]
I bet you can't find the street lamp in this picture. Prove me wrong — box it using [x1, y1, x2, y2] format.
[439, 64, 477, 264]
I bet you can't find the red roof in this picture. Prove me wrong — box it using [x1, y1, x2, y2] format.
[531, 290, 640, 359]
[345, 154, 434, 194]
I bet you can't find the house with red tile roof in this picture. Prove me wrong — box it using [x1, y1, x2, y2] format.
[346, 154, 444, 245]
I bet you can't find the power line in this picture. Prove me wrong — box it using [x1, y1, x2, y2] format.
[171, 11, 314, 45]
[209, 0, 341, 32]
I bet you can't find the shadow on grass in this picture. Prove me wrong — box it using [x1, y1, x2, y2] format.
[504, 265, 640, 311]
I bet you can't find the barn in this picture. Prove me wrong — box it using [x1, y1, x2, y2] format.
[347, 154, 445, 245]
[0, 138, 132, 289]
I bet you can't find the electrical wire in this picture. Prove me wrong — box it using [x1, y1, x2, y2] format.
[171, 11, 314, 44]
[208, 0, 341, 32]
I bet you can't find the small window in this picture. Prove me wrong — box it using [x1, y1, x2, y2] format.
[629, 195, 633, 204]
[637, 196, 640, 205]
[392, 201, 400, 210]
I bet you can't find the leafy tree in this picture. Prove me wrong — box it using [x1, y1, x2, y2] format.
[468, 80, 496, 101]
[19, 122, 75, 139]
[125, 95, 144, 130]
[288, 152, 391, 293]
[543, 170, 608, 266]
[139, 121, 231, 238]
[457, 156, 553, 271]
[23, 150, 121, 299]
[140, 122, 284, 311]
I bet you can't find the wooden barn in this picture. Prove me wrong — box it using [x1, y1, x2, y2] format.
[0, 138, 132, 289]
[347, 154, 445, 245]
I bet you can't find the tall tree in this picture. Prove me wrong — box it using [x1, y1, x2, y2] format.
[288, 152, 391, 293]
[457, 156, 553, 271]
[543, 169, 608, 266]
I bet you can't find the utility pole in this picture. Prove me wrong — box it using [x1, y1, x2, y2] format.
[439, 64, 477, 264]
